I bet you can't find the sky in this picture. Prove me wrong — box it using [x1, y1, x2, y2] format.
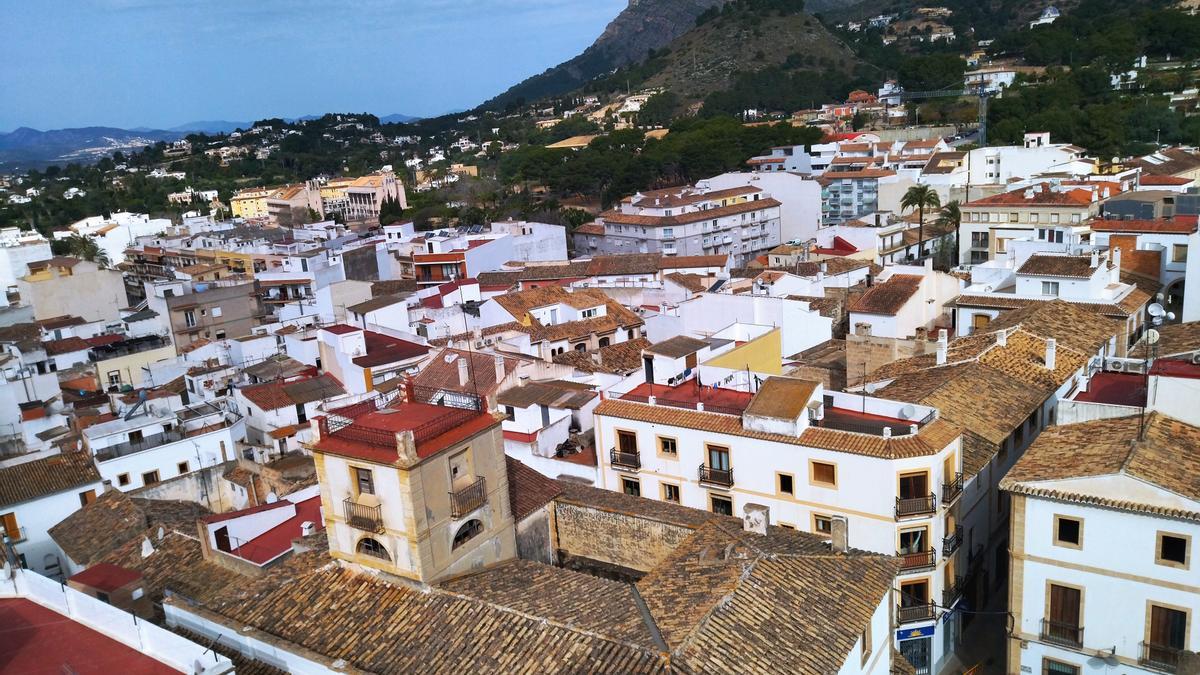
[0, 0, 626, 131]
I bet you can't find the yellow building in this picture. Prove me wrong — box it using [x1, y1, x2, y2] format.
[311, 389, 515, 583]
[230, 187, 272, 220]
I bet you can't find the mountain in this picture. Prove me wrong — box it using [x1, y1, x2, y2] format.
[169, 120, 250, 134]
[482, 0, 866, 111]
[0, 126, 183, 169]
[483, 0, 731, 110]
[379, 113, 420, 124]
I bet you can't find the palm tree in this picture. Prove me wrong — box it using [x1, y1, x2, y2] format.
[901, 185, 941, 261]
[934, 200, 962, 270]
[63, 234, 111, 268]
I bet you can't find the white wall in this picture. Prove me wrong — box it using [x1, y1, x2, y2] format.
[5, 482, 103, 576]
[705, 172, 822, 244]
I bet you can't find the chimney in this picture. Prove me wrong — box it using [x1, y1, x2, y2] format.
[1077, 372, 1089, 393]
[997, 329, 1007, 347]
[1090, 249, 1099, 268]
[818, 261, 827, 281]
[1045, 338, 1057, 370]
[830, 516, 849, 553]
[457, 356, 470, 386]
[590, 351, 603, 366]
[300, 521, 316, 536]
[742, 503, 769, 535]
[101, 479, 113, 493]
[494, 354, 506, 383]
[874, 213, 881, 227]
[936, 329, 948, 366]
[1111, 246, 1121, 272]
[1024, 188, 1035, 199]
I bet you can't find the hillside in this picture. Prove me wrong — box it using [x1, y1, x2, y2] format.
[483, 0, 731, 110]
[0, 126, 184, 170]
[641, 8, 860, 100]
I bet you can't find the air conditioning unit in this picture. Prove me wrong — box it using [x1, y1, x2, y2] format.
[1191, 351, 1200, 365]
[1107, 359, 1126, 373]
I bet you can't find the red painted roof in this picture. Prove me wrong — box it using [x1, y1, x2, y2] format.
[322, 324, 362, 335]
[0, 598, 178, 674]
[68, 563, 141, 592]
[503, 429, 539, 443]
[813, 236, 859, 256]
[621, 380, 754, 414]
[315, 403, 500, 464]
[1091, 215, 1198, 234]
[352, 330, 430, 368]
[1150, 359, 1200, 379]
[1138, 175, 1193, 186]
[200, 499, 291, 524]
[1073, 372, 1146, 407]
[83, 334, 126, 348]
[228, 495, 324, 564]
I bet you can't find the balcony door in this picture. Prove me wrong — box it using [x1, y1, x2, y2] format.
[900, 472, 929, 500]
[900, 527, 927, 555]
[617, 431, 638, 455]
[1148, 605, 1187, 660]
[1047, 584, 1081, 643]
[707, 446, 730, 471]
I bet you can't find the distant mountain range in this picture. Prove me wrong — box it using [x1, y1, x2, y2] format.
[0, 112, 421, 169]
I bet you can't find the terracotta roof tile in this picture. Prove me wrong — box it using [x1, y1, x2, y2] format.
[849, 274, 922, 315]
[1016, 254, 1098, 278]
[0, 451, 100, 509]
[505, 457, 562, 522]
[965, 184, 1093, 207]
[552, 337, 652, 374]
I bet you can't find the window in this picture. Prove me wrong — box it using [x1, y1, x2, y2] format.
[970, 232, 989, 248]
[621, 477, 641, 497]
[1041, 281, 1060, 296]
[355, 468, 375, 495]
[777, 473, 795, 496]
[1053, 516, 1082, 549]
[211, 306, 222, 317]
[812, 514, 833, 537]
[617, 430, 638, 456]
[215, 330, 226, 339]
[1043, 658, 1080, 675]
[1, 512, 20, 540]
[778, 522, 795, 530]
[184, 310, 196, 328]
[661, 483, 680, 504]
[657, 436, 677, 458]
[1009, 212, 1019, 222]
[710, 494, 733, 516]
[357, 537, 391, 560]
[1030, 213, 1040, 223]
[1173, 244, 1189, 263]
[117, 473, 130, 487]
[972, 314, 992, 330]
[107, 371, 122, 386]
[141, 470, 160, 486]
[898, 471, 929, 500]
[861, 626, 873, 666]
[1051, 213, 1061, 224]
[452, 519, 484, 550]
[995, 238, 1008, 253]
[176, 461, 189, 475]
[810, 460, 837, 487]
[503, 406, 515, 422]
[598, 337, 609, 348]
[899, 526, 928, 555]
[580, 308, 597, 319]
[78, 489, 96, 507]
[1157, 532, 1190, 568]
[573, 343, 586, 352]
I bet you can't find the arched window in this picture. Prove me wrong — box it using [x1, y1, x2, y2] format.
[598, 337, 610, 348]
[357, 537, 391, 561]
[452, 519, 483, 550]
[574, 343, 587, 352]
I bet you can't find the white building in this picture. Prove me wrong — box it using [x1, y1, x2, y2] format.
[0, 227, 52, 289]
[56, 212, 171, 267]
[1001, 410, 1199, 675]
[233, 373, 347, 455]
[497, 379, 599, 484]
[595, 373, 962, 673]
[848, 262, 962, 339]
[0, 451, 103, 577]
[701, 171, 823, 244]
[83, 399, 243, 491]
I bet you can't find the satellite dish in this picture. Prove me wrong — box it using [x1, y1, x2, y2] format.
[899, 404, 917, 420]
[1146, 328, 1160, 345]
[1148, 303, 1165, 318]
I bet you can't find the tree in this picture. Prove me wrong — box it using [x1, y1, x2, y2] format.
[933, 200, 961, 270]
[901, 185, 941, 261]
[62, 234, 111, 268]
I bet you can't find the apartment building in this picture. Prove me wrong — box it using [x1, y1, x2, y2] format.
[163, 281, 261, 348]
[578, 184, 782, 267]
[478, 286, 644, 360]
[595, 370, 961, 672]
[1001, 412, 1200, 675]
[17, 257, 127, 324]
[0, 452, 103, 577]
[0, 227, 51, 289]
[819, 167, 913, 225]
[959, 183, 1105, 265]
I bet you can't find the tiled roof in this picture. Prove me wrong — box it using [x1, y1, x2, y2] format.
[493, 285, 604, 317]
[1001, 413, 1200, 521]
[599, 198, 781, 228]
[982, 299, 1122, 354]
[0, 451, 100, 509]
[238, 380, 293, 411]
[744, 377, 819, 419]
[495, 380, 596, 410]
[848, 274, 922, 315]
[953, 292, 1147, 319]
[505, 457, 562, 522]
[595, 399, 960, 459]
[347, 293, 409, 314]
[49, 490, 206, 566]
[644, 335, 708, 358]
[573, 221, 605, 235]
[370, 279, 419, 296]
[526, 301, 644, 344]
[412, 348, 525, 395]
[977, 330, 1088, 389]
[663, 272, 707, 292]
[1129, 147, 1200, 176]
[35, 315, 87, 330]
[1016, 254, 1098, 278]
[1090, 215, 1198, 234]
[552, 337, 652, 374]
[243, 354, 310, 381]
[658, 254, 728, 270]
[964, 184, 1092, 207]
[100, 528, 250, 607]
[43, 336, 91, 356]
[1149, 321, 1200, 357]
[631, 185, 760, 208]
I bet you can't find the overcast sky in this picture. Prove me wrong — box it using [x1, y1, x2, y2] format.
[0, 0, 625, 131]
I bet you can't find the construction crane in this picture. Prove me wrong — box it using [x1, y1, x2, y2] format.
[897, 83, 997, 147]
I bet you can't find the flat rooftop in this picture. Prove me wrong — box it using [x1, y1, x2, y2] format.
[0, 598, 178, 674]
[230, 495, 324, 565]
[620, 380, 754, 416]
[1072, 372, 1147, 407]
[316, 400, 499, 464]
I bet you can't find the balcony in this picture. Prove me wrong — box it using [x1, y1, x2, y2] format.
[942, 472, 963, 505]
[698, 464, 734, 488]
[342, 498, 384, 533]
[896, 494, 937, 519]
[942, 526, 963, 557]
[898, 549, 936, 573]
[1040, 619, 1083, 649]
[450, 476, 487, 518]
[609, 448, 641, 471]
[897, 602, 937, 624]
[94, 427, 188, 461]
[942, 578, 963, 607]
[1141, 641, 1182, 673]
